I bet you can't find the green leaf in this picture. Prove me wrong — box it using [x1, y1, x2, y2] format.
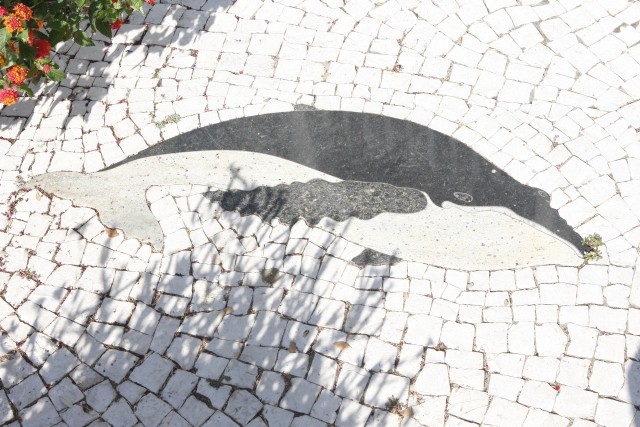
[88, 1, 99, 25]
[73, 30, 94, 47]
[19, 84, 34, 97]
[46, 68, 65, 82]
[95, 20, 112, 38]
[130, 0, 144, 11]
[3, 47, 18, 65]
[17, 41, 35, 61]
[0, 28, 9, 50]
[76, 0, 87, 8]
[48, 28, 67, 46]
[17, 29, 29, 43]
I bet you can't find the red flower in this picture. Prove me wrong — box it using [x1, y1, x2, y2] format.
[3, 14, 23, 33]
[42, 63, 51, 74]
[7, 65, 28, 85]
[146, 0, 156, 4]
[0, 89, 19, 106]
[28, 30, 35, 46]
[111, 20, 123, 30]
[0, 7, 8, 17]
[13, 3, 32, 20]
[35, 39, 51, 59]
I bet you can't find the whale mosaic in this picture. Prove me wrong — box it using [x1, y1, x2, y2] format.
[27, 111, 584, 269]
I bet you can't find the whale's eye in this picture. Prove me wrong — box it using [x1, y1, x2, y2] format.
[453, 192, 473, 203]
[537, 189, 550, 199]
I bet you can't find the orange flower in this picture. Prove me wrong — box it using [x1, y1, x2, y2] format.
[28, 30, 35, 45]
[0, 54, 5, 68]
[111, 20, 123, 30]
[7, 65, 28, 86]
[13, 3, 32, 20]
[35, 19, 44, 29]
[3, 14, 23, 33]
[0, 89, 19, 106]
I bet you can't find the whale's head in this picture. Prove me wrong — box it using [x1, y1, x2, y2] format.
[420, 150, 584, 251]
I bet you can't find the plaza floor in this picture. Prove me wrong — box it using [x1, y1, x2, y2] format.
[1, 0, 640, 426]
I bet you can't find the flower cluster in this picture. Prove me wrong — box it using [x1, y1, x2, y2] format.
[7, 65, 28, 85]
[1, 3, 53, 105]
[34, 39, 51, 59]
[1, 0, 149, 106]
[13, 3, 32, 20]
[0, 88, 19, 105]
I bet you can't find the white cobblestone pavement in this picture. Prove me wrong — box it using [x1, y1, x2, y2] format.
[1, 0, 640, 425]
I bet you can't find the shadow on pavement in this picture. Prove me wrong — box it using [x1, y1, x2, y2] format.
[0, 163, 431, 426]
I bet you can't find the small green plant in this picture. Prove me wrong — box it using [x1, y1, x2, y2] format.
[207, 378, 223, 388]
[583, 251, 602, 262]
[207, 375, 231, 389]
[152, 113, 181, 129]
[582, 233, 603, 262]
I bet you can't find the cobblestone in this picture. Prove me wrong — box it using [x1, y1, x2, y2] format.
[1, 0, 639, 425]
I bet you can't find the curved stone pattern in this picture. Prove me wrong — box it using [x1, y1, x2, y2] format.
[3, 0, 640, 425]
[107, 111, 584, 251]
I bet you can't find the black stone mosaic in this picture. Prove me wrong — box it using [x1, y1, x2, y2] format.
[204, 179, 427, 225]
[107, 111, 584, 251]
